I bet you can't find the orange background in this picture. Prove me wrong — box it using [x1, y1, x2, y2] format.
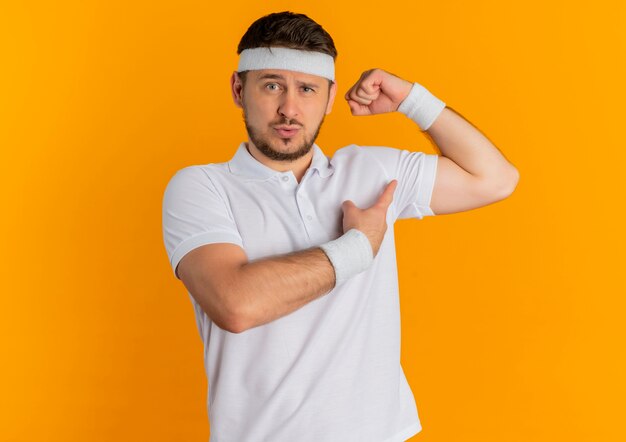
[1, 1, 625, 441]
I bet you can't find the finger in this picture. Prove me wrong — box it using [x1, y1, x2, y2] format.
[353, 96, 373, 105]
[346, 83, 376, 105]
[345, 69, 379, 100]
[375, 180, 398, 208]
[347, 99, 371, 116]
[344, 88, 351, 101]
[356, 69, 378, 94]
[359, 69, 382, 95]
[347, 90, 373, 106]
[356, 87, 378, 101]
[344, 84, 356, 101]
[342, 199, 358, 211]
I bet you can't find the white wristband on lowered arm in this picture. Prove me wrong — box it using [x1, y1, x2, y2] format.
[319, 229, 374, 287]
[397, 82, 447, 131]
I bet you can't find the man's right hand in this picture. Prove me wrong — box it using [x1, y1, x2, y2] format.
[341, 180, 398, 257]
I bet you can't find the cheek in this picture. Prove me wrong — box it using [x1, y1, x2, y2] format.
[249, 100, 275, 118]
[309, 106, 327, 125]
[244, 104, 268, 124]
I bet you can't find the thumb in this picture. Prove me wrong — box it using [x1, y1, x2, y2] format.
[374, 180, 398, 209]
[342, 199, 357, 211]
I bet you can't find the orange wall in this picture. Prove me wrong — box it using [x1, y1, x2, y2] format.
[1, 1, 624, 441]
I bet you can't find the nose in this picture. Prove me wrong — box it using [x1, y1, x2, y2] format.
[278, 88, 299, 120]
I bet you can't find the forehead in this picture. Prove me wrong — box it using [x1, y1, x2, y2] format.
[249, 69, 326, 86]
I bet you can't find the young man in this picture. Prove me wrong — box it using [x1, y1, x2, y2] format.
[162, 11, 519, 442]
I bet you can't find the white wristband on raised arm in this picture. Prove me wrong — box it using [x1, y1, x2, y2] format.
[397, 82, 446, 131]
[319, 229, 374, 287]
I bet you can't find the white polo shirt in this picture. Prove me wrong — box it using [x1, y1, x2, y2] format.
[162, 141, 438, 442]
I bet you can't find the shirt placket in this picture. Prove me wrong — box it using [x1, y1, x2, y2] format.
[278, 170, 322, 244]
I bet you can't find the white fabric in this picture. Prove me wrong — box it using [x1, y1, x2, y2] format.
[397, 82, 446, 131]
[319, 228, 374, 287]
[162, 140, 439, 442]
[237, 46, 335, 81]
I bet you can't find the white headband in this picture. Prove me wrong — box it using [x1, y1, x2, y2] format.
[237, 47, 335, 81]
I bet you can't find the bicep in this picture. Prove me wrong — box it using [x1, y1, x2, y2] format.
[177, 242, 248, 333]
[429, 156, 510, 215]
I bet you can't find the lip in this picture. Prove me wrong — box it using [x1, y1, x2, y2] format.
[274, 126, 300, 138]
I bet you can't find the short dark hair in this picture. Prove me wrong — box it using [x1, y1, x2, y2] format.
[236, 11, 337, 91]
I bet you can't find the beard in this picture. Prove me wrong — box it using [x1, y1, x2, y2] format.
[242, 108, 325, 163]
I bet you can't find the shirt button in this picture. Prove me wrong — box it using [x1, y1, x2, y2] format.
[281, 176, 289, 182]
[307, 215, 313, 221]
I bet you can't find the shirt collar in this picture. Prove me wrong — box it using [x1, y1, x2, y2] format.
[228, 142, 334, 180]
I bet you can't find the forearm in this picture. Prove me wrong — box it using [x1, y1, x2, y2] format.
[425, 106, 519, 183]
[230, 247, 336, 333]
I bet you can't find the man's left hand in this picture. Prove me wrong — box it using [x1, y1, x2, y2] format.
[344, 68, 413, 116]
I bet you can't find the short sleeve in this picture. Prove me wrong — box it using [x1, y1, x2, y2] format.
[162, 166, 243, 280]
[362, 146, 439, 221]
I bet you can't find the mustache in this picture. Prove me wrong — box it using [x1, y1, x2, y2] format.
[271, 119, 303, 127]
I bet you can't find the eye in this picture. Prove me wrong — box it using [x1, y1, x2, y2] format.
[265, 83, 280, 91]
[302, 87, 315, 93]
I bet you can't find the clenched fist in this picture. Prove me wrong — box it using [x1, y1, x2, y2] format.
[344, 68, 413, 116]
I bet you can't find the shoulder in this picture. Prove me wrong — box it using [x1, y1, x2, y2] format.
[328, 144, 406, 175]
[166, 160, 230, 183]
[330, 143, 404, 161]
[164, 163, 229, 196]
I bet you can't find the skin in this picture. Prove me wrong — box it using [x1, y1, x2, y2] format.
[230, 69, 337, 183]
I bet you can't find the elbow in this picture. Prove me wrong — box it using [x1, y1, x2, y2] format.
[219, 286, 249, 334]
[506, 167, 520, 195]
[495, 166, 520, 199]
[224, 314, 248, 334]
[218, 265, 256, 334]
[215, 306, 244, 334]
[224, 322, 246, 335]
[206, 306, 243, 334]
[218, 304, 246, 335]
[196, 285, 247, 334]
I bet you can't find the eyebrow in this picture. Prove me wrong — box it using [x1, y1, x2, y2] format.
[256, 73, 320, 88]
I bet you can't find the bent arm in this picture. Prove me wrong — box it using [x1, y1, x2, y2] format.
[178, 242, 337, 335]
[395, 82, 519, 215]
[231, 247, 336, 333]
[426, 106, 519, 190]
[173, 172, 393, 335]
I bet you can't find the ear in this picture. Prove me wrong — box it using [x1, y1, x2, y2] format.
[230, 71, 244, 108]
[325, 80, 337, 115]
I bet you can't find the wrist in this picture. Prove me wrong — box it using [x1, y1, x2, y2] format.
[319, 229, 374, 287]
[397, 82, 446, 131]
[396, 80, 415, 107]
